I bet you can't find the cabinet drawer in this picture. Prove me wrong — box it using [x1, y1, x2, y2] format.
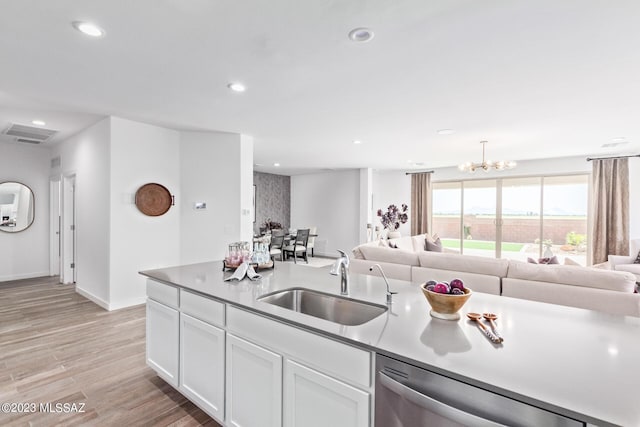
[227, 306, 372, 389]
[181, 290, 225, 327]
[147, 279, 179, 308]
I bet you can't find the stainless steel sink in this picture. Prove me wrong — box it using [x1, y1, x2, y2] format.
[257, 287, 387, 326]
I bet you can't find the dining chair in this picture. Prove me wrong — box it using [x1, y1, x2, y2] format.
[269, 233, 285, 262]
[283, 228, 310, 263]
[307, 226, 317, 257]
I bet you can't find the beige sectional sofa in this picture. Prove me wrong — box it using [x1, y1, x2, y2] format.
[351, 234, 640, 317]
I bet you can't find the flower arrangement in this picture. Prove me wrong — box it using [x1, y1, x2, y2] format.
[261, 218, 283, 231]
[377, 204, 408, 231]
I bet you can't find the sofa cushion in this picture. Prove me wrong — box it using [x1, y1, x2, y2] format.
[507, 260, 636, 293]
[351, 240, 380, 259]
[615, 263, 640, 276]
[411, 234, 427, 252]
[360, 245, 419, 266]
[387, 236, 414, 252]
[425, 237, 443, 252]
[417, 251, 509, 277]
[502, 278, 640, 317]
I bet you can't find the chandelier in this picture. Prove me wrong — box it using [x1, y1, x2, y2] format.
[458, 141, 516, 173]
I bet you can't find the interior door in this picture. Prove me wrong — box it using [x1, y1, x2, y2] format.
[62, 175, 76, 284]
[49, 178, 61, 278]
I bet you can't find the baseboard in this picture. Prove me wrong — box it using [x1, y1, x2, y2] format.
[0, 271, 50, 282]
[75, 286, 110, 310]
[109, 296, 146, 311]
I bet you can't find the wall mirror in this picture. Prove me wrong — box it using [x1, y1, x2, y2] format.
[0, 181, 35, 233]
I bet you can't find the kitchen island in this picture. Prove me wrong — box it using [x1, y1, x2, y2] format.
[141, 261, 640, 427]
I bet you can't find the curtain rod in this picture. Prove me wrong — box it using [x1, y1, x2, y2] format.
[405, 170, 434, 175]
[586, 154, 640, 161]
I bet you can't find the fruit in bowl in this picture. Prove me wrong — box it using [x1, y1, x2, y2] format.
[421, 278, 472, 320]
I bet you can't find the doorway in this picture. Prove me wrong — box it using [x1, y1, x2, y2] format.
[61, 175, 76, 284]
[49, 177, 61, 277]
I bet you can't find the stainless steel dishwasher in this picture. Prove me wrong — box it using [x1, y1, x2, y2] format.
[375, 354, 585, 427]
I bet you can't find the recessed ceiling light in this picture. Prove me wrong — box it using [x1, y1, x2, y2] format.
[32, 120, 46, 126]
[273, 162, 280, 167]
[72, 21, 105, 37]
[254, 163, 262, 167]
[348, 27, 374, 43]
[436, 129, 455, 135]
[353, 140, 362, 144]
[228, 82, 246, 92]
[612, 137, 627, 143]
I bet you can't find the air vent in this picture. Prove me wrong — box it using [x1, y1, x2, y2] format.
[17, 138, 42, 144]
[3, 123, 58, 143]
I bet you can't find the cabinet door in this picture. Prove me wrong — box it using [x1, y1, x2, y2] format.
[226, 334, 282, 427]
[146, 298, 179, 387]
[180, 313, 225, 422]
[284, 360, 370, 427]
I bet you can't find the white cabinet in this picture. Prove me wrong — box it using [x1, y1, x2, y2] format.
[226, 333, 282, 427]
[179, 313, 225, 421]
[146, 298, 179, 387]
[284, 360, 370, 427]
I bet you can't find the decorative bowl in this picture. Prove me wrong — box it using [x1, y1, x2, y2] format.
[421, 284, 472, 320]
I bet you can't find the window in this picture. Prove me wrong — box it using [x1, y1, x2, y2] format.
[432, 174, 589, 265]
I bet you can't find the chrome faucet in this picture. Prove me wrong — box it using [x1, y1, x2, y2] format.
[330, 250, 350, 295]
[369, 264, 397, 305]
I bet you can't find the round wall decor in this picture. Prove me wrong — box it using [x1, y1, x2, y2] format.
[135, 183, 173, 216]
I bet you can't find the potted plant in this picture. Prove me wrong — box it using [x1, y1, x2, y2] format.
[377, 204, 408, 239]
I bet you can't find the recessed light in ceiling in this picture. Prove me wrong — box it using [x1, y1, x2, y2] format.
[273, 162, 280, 167]
[353, 140, 362, 144]
[32, 120, 46, 126]
[72, 21, 105, 37]
[348, 28, 374, 43]
[254, 163, 262, 167]
[436, 129, 455, 135]
[228, 82, 246, 92]
[612, 137, 627, 143]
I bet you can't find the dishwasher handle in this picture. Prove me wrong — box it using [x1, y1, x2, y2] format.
[378, 372, 506, 427]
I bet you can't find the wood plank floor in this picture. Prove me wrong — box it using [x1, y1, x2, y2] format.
[0, 276, 220, 427]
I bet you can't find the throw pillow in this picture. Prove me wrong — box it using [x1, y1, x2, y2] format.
[378, 239, 389, 248]
[425, 237, 443, 252]
[634, 251, 640, 264]
[528, 256, 559, 265]
[564, 258, 580, 266]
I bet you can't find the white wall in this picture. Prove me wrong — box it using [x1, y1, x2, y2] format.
[180, 131, 250, 264]
[372, 170, 411, 237]
[628, 157, 640, 243]
[109, 117, 181, 309]
[51, 117, 111, 305]
[291, 170, 361, 257]
[239, 135, 254, 242]
[0, 143, 50, 281]
[359, 168, 373, 243]
[431, 155, 590, 181]
[372, 156, 592, 238]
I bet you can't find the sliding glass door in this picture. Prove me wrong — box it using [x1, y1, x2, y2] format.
[461, 180, 497, 258]
[432, 174, 589, 265]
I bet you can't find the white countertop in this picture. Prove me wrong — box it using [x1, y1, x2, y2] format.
[140, 261, 640, 427]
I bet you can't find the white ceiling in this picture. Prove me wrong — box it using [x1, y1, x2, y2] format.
[1, 1, 638, 175]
